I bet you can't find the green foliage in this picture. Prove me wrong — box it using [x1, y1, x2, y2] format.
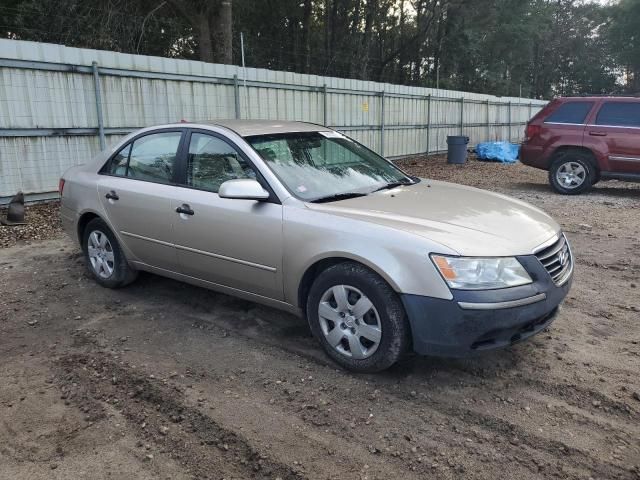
[607, 0, 640, 91]
[1, 0, 636, 96]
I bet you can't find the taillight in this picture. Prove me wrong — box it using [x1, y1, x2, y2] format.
[58, 178, 65, 196]
[525, 124, 541, 141]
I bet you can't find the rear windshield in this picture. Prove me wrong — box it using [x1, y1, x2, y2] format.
[545, 102, 594, 124]
[595, 102, 640, 127]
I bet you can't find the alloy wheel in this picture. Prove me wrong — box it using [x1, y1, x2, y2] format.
[556, 161, 586, 189]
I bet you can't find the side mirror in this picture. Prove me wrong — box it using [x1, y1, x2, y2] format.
[218, 179, 270, 201]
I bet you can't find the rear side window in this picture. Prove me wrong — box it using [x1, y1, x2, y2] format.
[105, 131, 182, 182]
[128, 132, 182, 182]
[545, 102, 593, 124]
[595, 102, 640, 127]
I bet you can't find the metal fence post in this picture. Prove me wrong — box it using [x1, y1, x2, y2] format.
[486, 99, 490, 141]
[380, 91, 385, 156]
[460, 97, 464, 136]
[322, 84, 328, 126]
[426, 94, 431, 155]
[233, 74, 241, 119]
[508, 101, 512, 142]
[91, 61, 106, 151]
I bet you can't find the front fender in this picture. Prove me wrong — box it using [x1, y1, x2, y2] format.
[282, 205, 455, 308]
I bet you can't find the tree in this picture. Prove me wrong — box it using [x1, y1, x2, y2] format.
[167, 0, 233, 63]
[0, 0, 630, 97]
[607, 0, 640, 92]
[0, 0, 195, 58]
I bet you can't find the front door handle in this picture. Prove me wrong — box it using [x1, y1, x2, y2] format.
[105, 190, 119, 201]
[588, 131, 607, 136]
[176, 204, 195, 216]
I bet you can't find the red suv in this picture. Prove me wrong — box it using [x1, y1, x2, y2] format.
[521, 96, 640, 194]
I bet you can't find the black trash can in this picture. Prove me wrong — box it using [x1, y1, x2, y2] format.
[447, 136, 469, 164]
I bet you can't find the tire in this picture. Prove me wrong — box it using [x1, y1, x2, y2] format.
[82, 218, 138, 288]
[306, 262, 411, 373]
[549, 152, 596, 195]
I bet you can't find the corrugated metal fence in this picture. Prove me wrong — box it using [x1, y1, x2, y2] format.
[0, 39, 547, 200]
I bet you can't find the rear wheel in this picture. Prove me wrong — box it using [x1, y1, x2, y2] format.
[549, 152, 596, 195]
[306, 262, 411, 373]
[82, 218, 137, 288]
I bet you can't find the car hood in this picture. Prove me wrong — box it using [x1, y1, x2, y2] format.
[306, 180, 560, 256]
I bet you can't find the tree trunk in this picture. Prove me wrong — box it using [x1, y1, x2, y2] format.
[212, 0, 232, 64]
[324, 0, 331, 72]
[301, 0, 313, 73]
[197, 14, 214, 62]
[348, 0, 361, 77]
[360, 0, 376, 80]
[327, 0, 339, 74]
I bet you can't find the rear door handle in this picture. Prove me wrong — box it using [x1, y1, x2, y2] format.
[176, 204, 195, 216]
[588, 131, 607, 136]
[105, 190, 119, 200]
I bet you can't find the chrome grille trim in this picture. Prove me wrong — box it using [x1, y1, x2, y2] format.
[534, 234, 573, 286]
[536, 238, 566, 261]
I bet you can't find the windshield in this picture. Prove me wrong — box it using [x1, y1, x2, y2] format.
[246, 131, 413, 202]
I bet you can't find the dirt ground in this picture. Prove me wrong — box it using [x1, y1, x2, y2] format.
[1, 155, 639, 480]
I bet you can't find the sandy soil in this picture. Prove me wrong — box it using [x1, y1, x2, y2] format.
[1, 156, 639, 479]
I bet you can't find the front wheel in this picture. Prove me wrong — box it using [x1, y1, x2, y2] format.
[82, 218, 138, 288]
[306, 262, 411, 373]
[549, 153, 596, 195]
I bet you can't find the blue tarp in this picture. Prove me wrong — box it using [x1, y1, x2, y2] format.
[475, 142, 519, 163]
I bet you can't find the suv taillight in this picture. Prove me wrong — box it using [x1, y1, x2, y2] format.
[58, 178, 65, 196]
[525, 124, 541, 141]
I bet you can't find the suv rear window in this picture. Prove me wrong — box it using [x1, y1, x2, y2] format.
[595, 102, 640, 127]
[545, 102, 593, 124]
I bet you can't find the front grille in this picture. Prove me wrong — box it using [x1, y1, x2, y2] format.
[535, 234, 572, 286]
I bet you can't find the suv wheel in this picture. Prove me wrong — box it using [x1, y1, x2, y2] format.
[82, 218, 138, 288]
[549, 153, 596, 195]
[306, 262, 410, 373]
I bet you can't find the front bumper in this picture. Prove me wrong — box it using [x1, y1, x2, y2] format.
[401, 255, 572, 357]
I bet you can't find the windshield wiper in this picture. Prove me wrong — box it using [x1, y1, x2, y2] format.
[309, 192, 369, 203]
[372, 180, 416, 192]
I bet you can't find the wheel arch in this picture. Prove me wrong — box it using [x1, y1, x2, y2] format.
[297, 254, 402, 312]
[77, 211, 102, 247]
[551, 146, 599, 172]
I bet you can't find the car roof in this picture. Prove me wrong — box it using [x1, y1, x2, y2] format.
[193, 119, 332, 137]
[556, 96, 640, 102]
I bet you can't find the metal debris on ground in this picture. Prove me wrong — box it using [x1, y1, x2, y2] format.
[0, 192, 26, 226]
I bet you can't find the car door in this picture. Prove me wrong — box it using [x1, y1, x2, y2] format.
[97, 129, 185, 271]
[587, 101, 640, 174]
[171, 129, 284, 300]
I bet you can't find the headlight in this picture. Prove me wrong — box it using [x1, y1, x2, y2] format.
[431, 255, 532, 290]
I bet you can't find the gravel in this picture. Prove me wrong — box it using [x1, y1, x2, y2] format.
[0, 201, 62, 248]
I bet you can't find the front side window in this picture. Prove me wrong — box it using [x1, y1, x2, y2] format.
[186, 133, 256, 192]
[545, 102, 594, 124]
[596, 102, 640, 127]
[247, 132, 412, 202]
